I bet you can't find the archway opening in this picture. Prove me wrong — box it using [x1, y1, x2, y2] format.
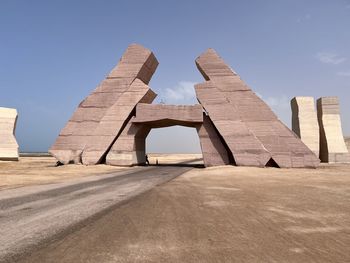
[146, 126, 203, 167]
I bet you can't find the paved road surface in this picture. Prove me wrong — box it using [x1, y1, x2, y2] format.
[0, 166, 192, 263]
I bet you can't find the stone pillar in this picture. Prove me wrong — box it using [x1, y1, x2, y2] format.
[197, 114, 232, 167]
[106, 120, 150, 166]
[317, 97, 350, 163]
[345, 137, 350, 153]
[291, 97, 320, 157]
[0, 107, 19, 161]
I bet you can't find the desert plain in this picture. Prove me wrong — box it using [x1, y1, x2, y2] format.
[1, 154, 350, 262]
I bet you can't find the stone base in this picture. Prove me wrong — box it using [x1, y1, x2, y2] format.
[106, 151, 146, 166]
[326, 153, 350, 164]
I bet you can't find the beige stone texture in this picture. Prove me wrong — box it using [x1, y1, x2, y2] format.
[106, 120, 151, 166]
[197, 114, 232, 167]
[0, 107, 19, 161]
[50, 44, 158, 164]
[345, 137, 350, 153]
[291, 97, 320, 157]
[195, 49, 319, 168]
[317, 97, 350, 163]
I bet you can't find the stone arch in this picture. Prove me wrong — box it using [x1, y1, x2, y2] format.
[106, 104, 232, 167]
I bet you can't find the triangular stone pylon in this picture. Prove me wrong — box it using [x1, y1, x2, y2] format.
[195, 49, 319, 168]
[50, 44, 158, 164]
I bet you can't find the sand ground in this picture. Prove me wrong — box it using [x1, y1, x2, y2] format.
[7, 158, 350, 263]
[0, 157, 124, 190]
[0, 154, 202, 190]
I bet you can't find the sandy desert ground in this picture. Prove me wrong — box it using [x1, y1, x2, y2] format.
[0, 157, 125, 190]
[0, 154, 202, 190]
[1, 155, 350, 262]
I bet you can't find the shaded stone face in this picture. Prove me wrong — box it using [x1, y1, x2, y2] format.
[317, 97, 350, 163]
[0, 107, 19, 161]
[291, 97, 320, 157]
[197, 114, 232, 167]
[106, 120, 151, 167]
[195, 49, 319, 168]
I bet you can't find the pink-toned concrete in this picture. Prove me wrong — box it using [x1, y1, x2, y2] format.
[197, 114, 232, 167]
[81, 79, 157, 165]
[106, 104, 232, 167]
[106, 119, 151, 166]
[107, 104, 203, 166]
[132, 103, 203, 127]
[195, 49, 319, 168]
[50, 44, 158, 164]
[51, 44, 320, 169]
[195, 81, 271, 167]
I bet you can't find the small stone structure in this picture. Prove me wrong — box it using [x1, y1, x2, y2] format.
[51, 44, 319, 168]
[345, 137, 350, 153]
[291, 97, 320, 157]
[317, 97, 350, 163]
[0, 107, 19, 161]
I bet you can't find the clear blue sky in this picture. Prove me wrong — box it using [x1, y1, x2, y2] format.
[1, 0, 350, 153]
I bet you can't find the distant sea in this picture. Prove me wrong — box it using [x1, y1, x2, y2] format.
[20, 152, 51, 157]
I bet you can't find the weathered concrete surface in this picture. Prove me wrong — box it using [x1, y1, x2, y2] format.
[317, 97, 350, 163]
[195, 49, 319, 168]
[16, 164, 350, 263]
[50, 44, 158, 165]
[291, 97, 320, 157]
[345, 137, 350, 153]
[197, 114, 232, 167]
[195, 81, 270, 167]
[81, 79, 156, 165]
[108, 104, 204, 166]
[50, 45, 320, 168]
[106, 120, 151, 166]
[0, 107, 19, 161]
[0, 165, 191, 262]
[132, 103, 203, 128]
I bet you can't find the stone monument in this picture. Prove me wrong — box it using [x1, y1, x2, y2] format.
[195, 49, 319, 168]
[317, 97, 350, 163]
[50, 44, 158, 165]
[106, 104, 204, 166]
[0, 107, 19, 161]
[51, 44, 319, 168]
[291, 97, 320, 157]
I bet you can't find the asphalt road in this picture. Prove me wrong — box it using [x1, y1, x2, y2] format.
[0, 165, 192, 263]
